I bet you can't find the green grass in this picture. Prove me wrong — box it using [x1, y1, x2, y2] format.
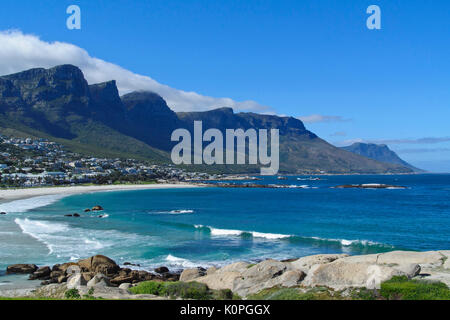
[380, 276, 450, 300]
[129, 281, 165, 295]
[130, 281, 211, 300]
[129, 281, 238, 300]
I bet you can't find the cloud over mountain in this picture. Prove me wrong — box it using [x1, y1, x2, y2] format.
[0, 30, 270, 113]
[298, 114, 351, 123]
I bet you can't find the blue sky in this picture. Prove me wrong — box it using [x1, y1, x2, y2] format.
[0, 0, 449, 171]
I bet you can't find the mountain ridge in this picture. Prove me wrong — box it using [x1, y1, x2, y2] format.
[341, 142, 423, 173]
[0, 65, 414, 174]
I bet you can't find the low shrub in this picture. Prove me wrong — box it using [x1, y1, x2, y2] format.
[380, 276, 450, 300]
[129, 281, 165, 295]
[129, 281, 213, 300]
[64, 288, 81, 299]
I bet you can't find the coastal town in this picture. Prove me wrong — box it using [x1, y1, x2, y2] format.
[0, 135, 213, 187]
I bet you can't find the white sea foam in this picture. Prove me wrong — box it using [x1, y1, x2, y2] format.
[210, 227, 243, 236]
[165, 254, 198, 268]
[340, 239, 353, 246]
[170, 209, 194, 214]
[150, 209, 194, 215]
[251, 231, 291, 239]
[0, 195, 65, 213]
[14, 218, 153, 259]
[195, 225, 292, 240]
[309, 235, 388, 247]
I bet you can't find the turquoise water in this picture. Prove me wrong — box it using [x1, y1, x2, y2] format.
[1, 174, 449, 273]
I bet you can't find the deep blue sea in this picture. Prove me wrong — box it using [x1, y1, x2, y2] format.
[1, 174, 449, 275]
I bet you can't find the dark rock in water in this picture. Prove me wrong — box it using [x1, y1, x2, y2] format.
[84, 208, 91, 212]
[64, 214, 73, 217]
[50, 270, 64, 279]
[73, 213, 80, 217]
[29, 266, 51, 280]
[154, 266, 169, 274]
[123, 262, 141, 267]
[6, 264, 38, 274]
[52, 262, 77, 273]
[92, 205, 104, 211]
[0, 212, 6, 215]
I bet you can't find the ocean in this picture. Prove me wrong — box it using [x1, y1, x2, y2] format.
[1, 174, 449, 276]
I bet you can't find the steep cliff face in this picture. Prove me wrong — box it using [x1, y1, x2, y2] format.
[0, 65, 92, 139]
[0, 65, 415, 173]
[0, 65, 168, 161]
[121, 91, 182, 151]
[89, 80, 128, 131]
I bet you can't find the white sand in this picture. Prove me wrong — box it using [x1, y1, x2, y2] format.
[0, 183, 199, 202]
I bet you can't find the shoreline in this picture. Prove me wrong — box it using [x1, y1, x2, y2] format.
[0, 183, 201, 203]
[1, 250, 449, 299]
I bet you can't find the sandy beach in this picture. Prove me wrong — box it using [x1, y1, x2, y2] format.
[0, 183, 199, 202]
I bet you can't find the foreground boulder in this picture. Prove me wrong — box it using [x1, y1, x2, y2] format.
[87, 273, 112, 288]
[302, 260, 405, 290]
[67, 274, 88, 289]
[6, 264, 38, 274]
[376, 250, 445, 268]
[289, 254, 349, 273]
[191, 260, 303, 297]
[77, 255, 120, 276]
[232, 260, 294, 296]
[180, 267, 207, 282]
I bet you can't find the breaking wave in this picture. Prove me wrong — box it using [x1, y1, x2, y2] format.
[193, 224, 393, 249]
[0, 195, 65, 213]
[149, 209, 194, 215]
[14, 218, 154, 259]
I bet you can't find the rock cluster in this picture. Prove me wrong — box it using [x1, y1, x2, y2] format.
[180, 251, 450, 297]
[6, 251, 450, 299]
[6, 255, 180, 287]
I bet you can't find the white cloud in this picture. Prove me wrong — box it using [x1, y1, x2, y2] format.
[297, 114, 350, 123]
[333, 138, 365, 147]
[0, 30, 271, 113]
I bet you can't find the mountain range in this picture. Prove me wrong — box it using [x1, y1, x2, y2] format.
[341, 142, 423, 173]
[0, 65, 417, 174]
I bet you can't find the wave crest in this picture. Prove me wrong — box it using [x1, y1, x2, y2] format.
[0, 195, 65, 213]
